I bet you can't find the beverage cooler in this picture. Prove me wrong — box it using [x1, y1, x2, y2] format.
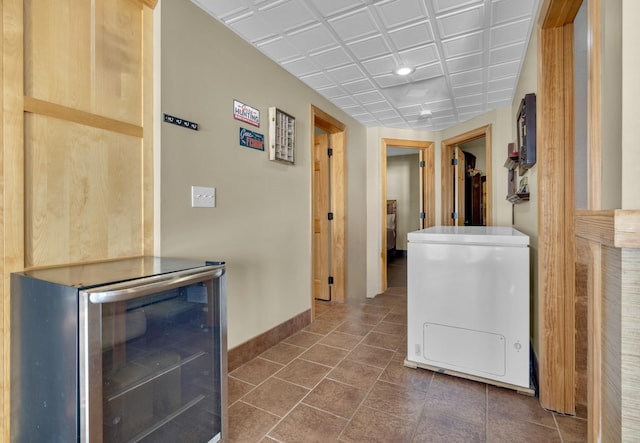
[405, 226, 532, 393]
[11, 257, 227, 443]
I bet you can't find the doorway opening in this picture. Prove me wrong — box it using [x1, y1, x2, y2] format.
[311, 106, 346, 311]
[381, 138, 434, 291]
[441, 125, 493, 226]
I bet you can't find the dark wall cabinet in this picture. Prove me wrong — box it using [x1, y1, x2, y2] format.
[516, 93, 536, 173]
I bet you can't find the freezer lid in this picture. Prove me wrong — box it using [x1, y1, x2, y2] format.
[407, 226, 529, 246]
[14, 257, 221, 289]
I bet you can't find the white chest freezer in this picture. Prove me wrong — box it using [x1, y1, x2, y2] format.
[405, 226, 532, 392]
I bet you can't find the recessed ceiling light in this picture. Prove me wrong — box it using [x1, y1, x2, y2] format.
[420, 110, 432, 117]
[394, 66, 414, 76]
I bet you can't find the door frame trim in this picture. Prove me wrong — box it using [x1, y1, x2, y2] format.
[440, 125, 492, 227]
[381, 138, 434, 291]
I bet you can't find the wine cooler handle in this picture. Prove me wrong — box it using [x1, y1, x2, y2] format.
[83, 265, 225, 304]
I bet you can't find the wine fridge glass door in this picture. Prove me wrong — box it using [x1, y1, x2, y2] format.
[79, 267, 226, 443]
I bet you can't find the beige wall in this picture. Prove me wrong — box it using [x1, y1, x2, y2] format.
[622, 0, 640, 209]
[160, 0, 367, 349]
[511, 10, 539, 350]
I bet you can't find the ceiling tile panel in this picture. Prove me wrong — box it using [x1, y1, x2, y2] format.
[348, 35, 392, 61]
[191, 0, 249, 19]
[299, 72, 335, 89]
[387, 21, 435, 51]
[331, 96, 359, 107]
[193, 0, 540, 130]
[225, 12, 275, 42]
[341, 78, 377, 94]
[306, 0, 366, 18]
[398, 44, 439, 67]
[365, 101, 394, 112]
[446, 53, 484, 73]
[317, 85, 348, 99]
[411, 62, 444, 82]
[491, 0, 537, 25]
[326, 64, 366, 83]
[490, 19, 531, 48]
[489, 42, 525, 65]
[257, 37, 302, 63]
[361, 55, 398, 77]
[436, 5, 485, 39]
[309, 47, 353, 69]
[373, 74, 411, 89]
[487, 88, 513, 103]
[441, 31, 484, 58]
[328, 8, 379, 42]
[354, 90, 387, 103]
[259, 1, 316, 33]
[281, 57, 319, 76]
[431, 0, 483, 15]
[450, 69, 483, 86]
[375, 0, 428, 29]
[287, 24, 338, 53]
[488, 76, 516, 92]
[488, 60, 520, 80]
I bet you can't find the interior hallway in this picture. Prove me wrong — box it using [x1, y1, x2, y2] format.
[226, 255, 587, 442]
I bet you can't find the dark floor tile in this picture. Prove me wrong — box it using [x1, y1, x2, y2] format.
[487, 385, 556, 428]
[487, 417, 561, 443]
[304, 317, 342, 335]
[283, 330, 324, 348]
[299, 343, 349, 367]
[274, 358, 331, 389]
[347, 310, 386, 325]
[379, 360, 433, 393]
[320, 331, 363, 350]
[241, 377, 309, 417]
[269, 403, 347, 443]
[228, 376, 255, 405]
[414, 409, 486, 442]
[302, 378, 366, 419]
[327, 359, 384, 391]
[347, 343, 395, 368]
[362, 330, 404, 351]
[334, 321, 375, 337]
[230, 357, 284, 386]
[383, 311, 407, 324]
[260, 342, 305, 365]
[340, 406, 416, 443]
[228, 401, 280, 443]
[554, 414, 588, 442]
[374, 321, 406, 336]
[425, 373, 487, 424]
[361, 380, 428, 421]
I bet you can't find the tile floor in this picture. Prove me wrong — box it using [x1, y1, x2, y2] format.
[227, 256, 587, 442]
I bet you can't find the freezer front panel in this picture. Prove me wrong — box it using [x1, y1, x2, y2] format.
[407, 239, 530, 389]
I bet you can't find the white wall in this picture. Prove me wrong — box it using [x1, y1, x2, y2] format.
[160, 0, 367, 348]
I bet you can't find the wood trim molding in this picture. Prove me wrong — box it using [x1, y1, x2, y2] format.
[576, 209, 640, 248]
[23, 96, 143, 138]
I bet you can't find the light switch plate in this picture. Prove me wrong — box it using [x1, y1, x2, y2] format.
[192, 186, 215, 208]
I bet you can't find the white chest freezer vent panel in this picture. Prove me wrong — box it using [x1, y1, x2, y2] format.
[423, 323, 506, 377]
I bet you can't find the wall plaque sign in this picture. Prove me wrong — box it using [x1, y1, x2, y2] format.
[239, 127, 264, 151]
[233, 100, 260, 127]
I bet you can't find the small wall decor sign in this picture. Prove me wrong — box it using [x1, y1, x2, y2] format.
[163, 113, 199, 130]
[233, 99, 260, 127]
[239, 127, 264, 151]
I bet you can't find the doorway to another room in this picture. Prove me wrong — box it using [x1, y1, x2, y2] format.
[441, 125, 492, 227]
[381, 138, 434, 291]
[311, 106, 346, 308]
